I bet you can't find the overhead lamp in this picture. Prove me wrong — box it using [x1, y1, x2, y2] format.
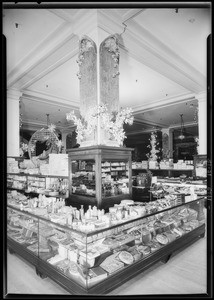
[178, 114, 185, 140]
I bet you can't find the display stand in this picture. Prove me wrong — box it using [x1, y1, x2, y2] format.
[66, 146, 133, 210]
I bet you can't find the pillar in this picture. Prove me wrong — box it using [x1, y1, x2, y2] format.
[61, 131, 68, 153]
[74, 14, 120, 146]
[196, 92, 207, 155]
[169, 129, 174, 159]
[7, 89, 22, 157]
[161, 128, 173, 159]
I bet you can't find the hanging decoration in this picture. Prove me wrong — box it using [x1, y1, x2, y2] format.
[193, 107, 198, 123]
[66, 105, 134, 147]
[194, 137, 199, 154]
[178, 114, 185, 140]
[28, 114, 63, 165]
[190, 103, 198, 124]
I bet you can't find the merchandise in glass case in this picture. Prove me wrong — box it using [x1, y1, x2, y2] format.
[7, 195, 206, 293]
[71, 160, 96, 196]
[102, 161, 129, 197]
[7, 173, 69, 198]
[67, 146, 133, 209]
[7, 208, 39, 252]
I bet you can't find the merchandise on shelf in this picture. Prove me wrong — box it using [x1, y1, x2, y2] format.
[7, 158, 20, 173]
[7, 173, 69, 198]
[132, 159, 194, 171]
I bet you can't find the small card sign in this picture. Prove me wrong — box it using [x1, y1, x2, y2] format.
[151, 176, 157, 184]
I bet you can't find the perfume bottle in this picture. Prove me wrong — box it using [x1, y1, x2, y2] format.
[87, 205, 92, 218]
[80, 205, 84, 220]
[92, 206, 98, 217]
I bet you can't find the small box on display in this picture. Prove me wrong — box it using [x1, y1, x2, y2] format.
[149, 161, 157, 169]
[49, 154, 69, 176]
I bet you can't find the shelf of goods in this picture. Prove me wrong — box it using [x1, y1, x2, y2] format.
[132, 178, 207, 203]
[7, 173, 69, 198]
[7, 192, 206, 295]
[66, 146, 133, 210]
[132, 167, 195, 179]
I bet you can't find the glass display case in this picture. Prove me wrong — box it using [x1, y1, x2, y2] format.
[7, 195, 206, 295]
[67, 146, 133, 209]
[7, 173, 69, 198]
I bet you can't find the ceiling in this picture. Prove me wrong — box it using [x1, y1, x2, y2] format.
[2, 4, 211, 139]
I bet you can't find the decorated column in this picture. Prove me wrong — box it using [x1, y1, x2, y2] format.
[99, 35, 120, 113]
[66, 33, 133, 147]
[161, 128, 170, 159]
[196, 92, 207, 155]
[7, 89, 22, 156]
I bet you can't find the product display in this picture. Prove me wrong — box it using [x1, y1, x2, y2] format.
[66, 146, 133, 210]
[7, 173, 69, 198]
[7, 191, 205, 294]
[7, 154, 206, 294]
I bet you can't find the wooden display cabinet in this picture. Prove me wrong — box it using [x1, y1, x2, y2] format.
[66, 146, 133, 210]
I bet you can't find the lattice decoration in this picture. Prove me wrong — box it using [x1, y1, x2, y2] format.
[28, 127, 59, 162]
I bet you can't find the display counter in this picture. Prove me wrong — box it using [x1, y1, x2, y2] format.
[7, 193, 205, 295]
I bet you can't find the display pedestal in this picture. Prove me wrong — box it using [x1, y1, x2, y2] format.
[66, 145, 133, 209]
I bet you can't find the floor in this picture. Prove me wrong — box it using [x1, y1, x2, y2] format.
[5, 232, 207, 296]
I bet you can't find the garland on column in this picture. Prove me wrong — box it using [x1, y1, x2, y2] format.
[194, 137, 199, 154]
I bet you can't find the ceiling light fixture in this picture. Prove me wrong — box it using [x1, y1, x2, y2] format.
[178, 114, 185, 140]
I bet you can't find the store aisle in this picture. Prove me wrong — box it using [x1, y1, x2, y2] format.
[6, 235, 207, 296]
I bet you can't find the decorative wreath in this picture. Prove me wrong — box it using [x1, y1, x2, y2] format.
[28, 126, 61, 164]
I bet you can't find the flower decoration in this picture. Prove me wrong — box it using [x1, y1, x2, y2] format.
[19, 142, 29, 157]
[194, 137, 199, 154]
[76, 71, 82, 80]
[193, 107, 198, 123]
[29, 144, 35, 153]
[76, 37, 94, 79]
[56, 140, 63, 152]
[103, 36, 120, 78]
[21, 143, 28, 152]
[66, 105, 134, 146]
[147, 131, 160, 161]
[48, 123, 56, 132]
